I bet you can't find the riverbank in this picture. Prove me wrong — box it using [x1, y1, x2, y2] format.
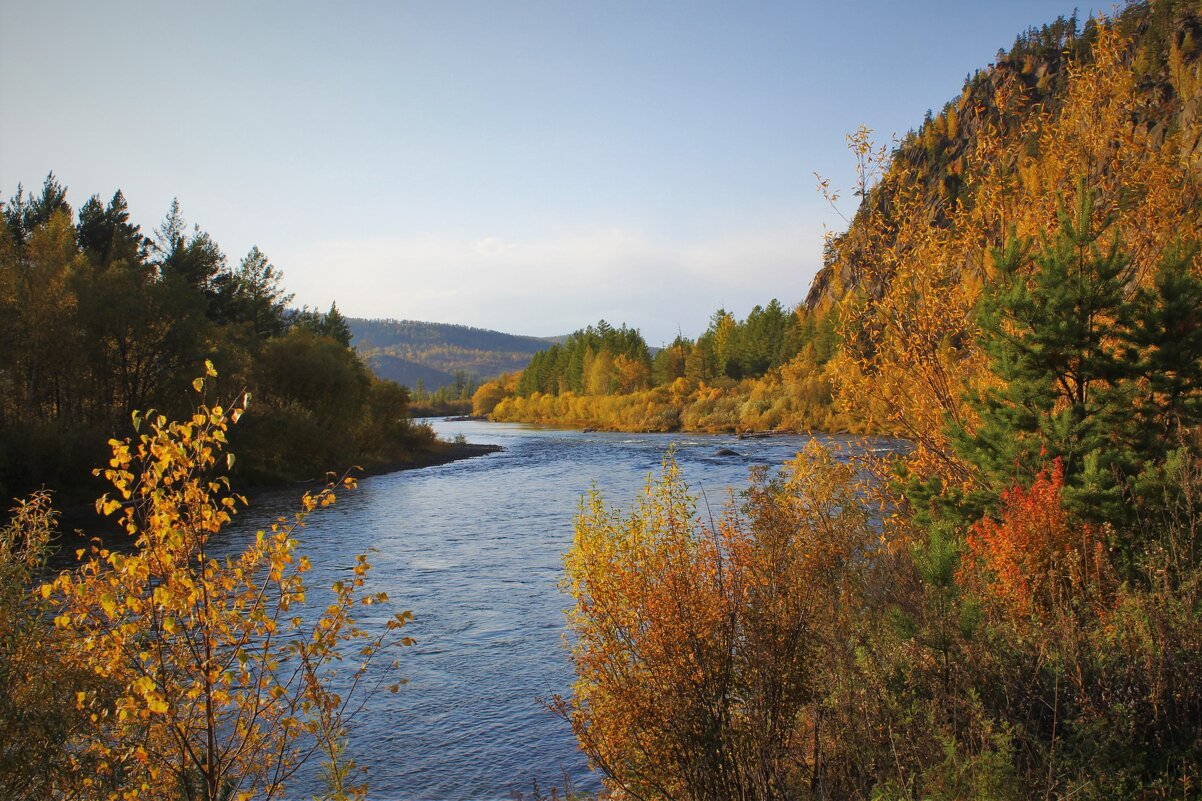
[483, 375, 867, 435]
[488, 408, 865, 436]
[353, 440, 503, 480]
[46, 438, 504, 564]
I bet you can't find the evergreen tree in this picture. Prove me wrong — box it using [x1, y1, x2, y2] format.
[9, 175, 72, 246]
[739, 299, 790, 375]
[321, 301, 353, 347]
[1125, 244, 1202, 456]
[952, 190, 1137, 523]
[154, 199, 225, 296]
[77, 190, 146, 269]
[212, 246, 293, 340]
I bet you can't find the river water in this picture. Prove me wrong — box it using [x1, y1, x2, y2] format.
[217, 420, 901, 800]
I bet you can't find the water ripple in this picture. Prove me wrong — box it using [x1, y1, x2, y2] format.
[214, 420, 903, 800]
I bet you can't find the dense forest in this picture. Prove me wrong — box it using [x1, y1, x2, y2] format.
[0, 179, 438, 501]
[474, 303, 841, 431]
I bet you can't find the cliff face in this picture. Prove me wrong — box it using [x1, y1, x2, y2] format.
[805, 0, 1202, 312]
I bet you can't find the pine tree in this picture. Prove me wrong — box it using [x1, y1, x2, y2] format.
[77, 190, 146, 268]
[953, 189, 1137, 523]
[211, 246, 293, 340]
[1126, 244, 1202, 455]
[321, 301, 352, 346]
[154, 199, 225, 295]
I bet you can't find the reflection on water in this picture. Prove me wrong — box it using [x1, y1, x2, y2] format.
[212, 420, 902, 801]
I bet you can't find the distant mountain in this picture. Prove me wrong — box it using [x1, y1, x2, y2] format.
[360, 353, 464, 392]
[348, 318, 554, 390]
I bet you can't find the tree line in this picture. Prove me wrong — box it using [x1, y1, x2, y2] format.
[0, 175, 435, 500]
[514, 302, 835, 399]
[473, 303, 841, 433]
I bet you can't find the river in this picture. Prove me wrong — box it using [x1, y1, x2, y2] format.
[217, 420, 902, 800]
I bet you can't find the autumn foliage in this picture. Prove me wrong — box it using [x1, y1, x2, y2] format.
[556, 6, 1202, 799]
[0, 182, 437, 502]
[960, 459, 1109, 621]
[558, 444, 876, 800]
[824, 17, 1202, 494]
[0, 365, 412, 800]
[3, 3, 1202, 800]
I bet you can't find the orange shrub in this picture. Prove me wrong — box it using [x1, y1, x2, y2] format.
[961, 458, 1109, 620]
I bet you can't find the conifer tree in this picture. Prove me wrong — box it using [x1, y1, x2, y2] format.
[212, 246, 293, 340]
[322, 301, 351, 346]
[953, 189, 1136, 523]
[77, 190, 146, 268]
[1126, 244, 1202, 455]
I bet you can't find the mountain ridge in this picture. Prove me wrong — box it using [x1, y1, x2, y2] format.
[348, 317, 556, 390]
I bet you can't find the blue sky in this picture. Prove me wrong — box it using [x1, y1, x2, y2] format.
[1, 1, 1090, 343]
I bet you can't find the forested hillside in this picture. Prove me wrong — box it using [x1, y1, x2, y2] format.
[361, 353, 467, 395]
[349, 318, 552, 390]
[554, 4, 1202, 798]
[806, 0, 1202, 487]
[478, 1, 1202, 440]
[806, 3, 1202, 310]
[0, 180, 438, 501]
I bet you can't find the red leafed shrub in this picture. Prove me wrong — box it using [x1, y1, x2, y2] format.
[962, 459, 1108, 620]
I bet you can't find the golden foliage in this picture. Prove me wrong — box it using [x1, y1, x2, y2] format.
[557, 445, 876, 799]
[828, 23, 1202, 491]
[471, 372, 519, 417]
[46, 365, 412, 800]
[1, 493, 107, 798]
[489, 351, 848, 435]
